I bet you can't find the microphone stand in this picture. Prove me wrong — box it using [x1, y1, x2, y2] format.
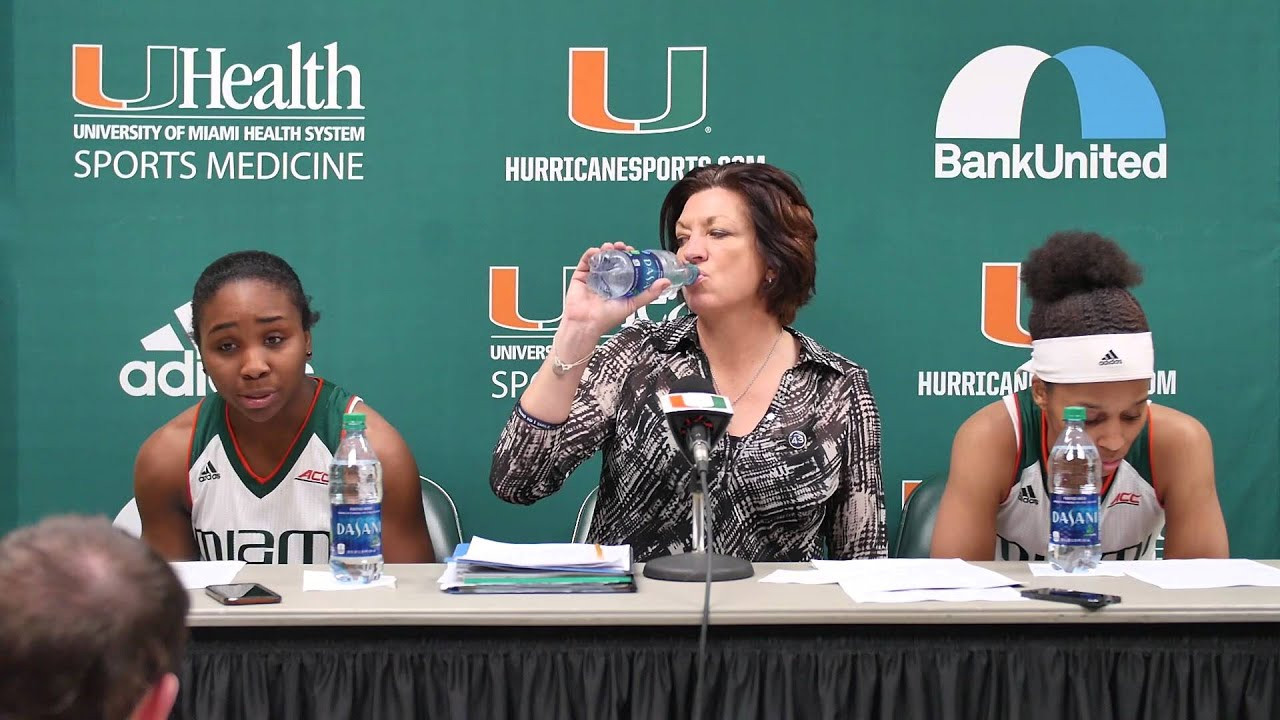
[643, 453, 754, 583]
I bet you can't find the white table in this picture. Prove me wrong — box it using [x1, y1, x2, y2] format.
[176, 562, 1280, 720]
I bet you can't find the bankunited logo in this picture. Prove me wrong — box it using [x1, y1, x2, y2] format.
[935, 45, 1166, 180]
[119, 302, 313, 397]
[568, 47, 707, 134]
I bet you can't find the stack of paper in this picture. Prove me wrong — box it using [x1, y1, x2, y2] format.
[439, 537, 635, 594]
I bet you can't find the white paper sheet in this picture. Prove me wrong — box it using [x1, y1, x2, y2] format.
[1028, 563, 1126, 577]
[438, 563, 460, 589]
[302, 571, 397, 591]
[839, 584, 1028, 604]
[170, 560, 245, 590]
[810, 558, 1019, 593]
[757, 569, 839, 584]
[1119, 559, 1280, 589]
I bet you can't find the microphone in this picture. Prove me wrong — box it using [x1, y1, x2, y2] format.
[660, 376, 734, 490]
[646, 375, 754, 586]
[653, 379, 751, 720]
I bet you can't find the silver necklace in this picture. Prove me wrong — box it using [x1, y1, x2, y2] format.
[712, 328, 786, 405]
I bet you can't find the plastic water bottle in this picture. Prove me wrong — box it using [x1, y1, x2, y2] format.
[1048, 406, 1102, 572]
[329, 413, 383, 582]
[586, 249, 699, 299]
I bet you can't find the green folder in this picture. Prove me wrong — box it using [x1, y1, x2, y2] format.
[463, 574, 632, 586]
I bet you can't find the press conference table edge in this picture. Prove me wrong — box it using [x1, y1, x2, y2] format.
[184, 560, 1280, 627]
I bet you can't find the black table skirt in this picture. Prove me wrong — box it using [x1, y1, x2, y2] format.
[178, 623, 1280, 720]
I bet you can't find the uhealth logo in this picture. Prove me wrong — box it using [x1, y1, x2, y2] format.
[72, 42, 363, 112]
[935, 45, 1166, 180]
[568, 47, 707, 134]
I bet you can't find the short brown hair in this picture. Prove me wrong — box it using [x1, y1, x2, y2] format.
[659, 162, 818, 325]
[0, 515, 189, 720]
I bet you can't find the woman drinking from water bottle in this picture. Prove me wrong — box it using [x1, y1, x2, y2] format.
[133, 250, 434, 564]
[931, 231, 1228, 561]
[490, 162, 887, 562]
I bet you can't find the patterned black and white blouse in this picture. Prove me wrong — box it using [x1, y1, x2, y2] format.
[490, 315, 886, 562]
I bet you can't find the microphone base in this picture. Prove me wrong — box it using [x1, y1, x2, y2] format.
[642, 552, 755, 582]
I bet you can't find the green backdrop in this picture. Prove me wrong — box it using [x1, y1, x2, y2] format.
[5, 1, 1277, 556]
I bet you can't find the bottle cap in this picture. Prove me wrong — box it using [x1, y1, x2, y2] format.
[1063, 406, 1086, 422]
[342, 412, 367, 430]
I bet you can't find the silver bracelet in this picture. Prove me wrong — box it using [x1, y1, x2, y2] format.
[550, 344, 593, 376]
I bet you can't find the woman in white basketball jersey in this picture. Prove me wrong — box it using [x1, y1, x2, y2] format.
[134, 251, 434, 564]
[932, 231, 1228, 561]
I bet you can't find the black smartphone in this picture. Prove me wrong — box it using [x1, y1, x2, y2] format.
[1020, 587, 1121, 610]
[205, 583, 282, 606]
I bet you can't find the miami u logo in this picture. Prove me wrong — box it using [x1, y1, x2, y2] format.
[72, 44, 177, 111]
[488, 267, 568, 331]
[981, 263, 1031, 347]
[569, 47, 706, 134]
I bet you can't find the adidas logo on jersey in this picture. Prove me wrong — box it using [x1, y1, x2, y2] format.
[1098, 349, 1123, 366]
[1017, 485, 1038, 505]
[295, 469, 329, 485]
[197, 461, 220, 483]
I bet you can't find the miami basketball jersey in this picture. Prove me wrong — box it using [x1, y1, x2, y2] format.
[188, 378, 362, 564]
[994, 390, 1164, 561]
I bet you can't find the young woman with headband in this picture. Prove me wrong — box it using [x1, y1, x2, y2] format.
[931, 231, 1228, 561]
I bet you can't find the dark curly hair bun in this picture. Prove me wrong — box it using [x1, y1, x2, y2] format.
[1021, 230, 1143, 305]
[1022, 231, 1150, 340]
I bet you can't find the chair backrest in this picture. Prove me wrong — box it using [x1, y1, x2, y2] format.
[570, 487, 599, 544]
[421, 476, 464, 561]
[113, 498, 142, 538]
[893, 477, 947, 558]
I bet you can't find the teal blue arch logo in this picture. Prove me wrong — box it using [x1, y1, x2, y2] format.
[936, 45, 1166, 140]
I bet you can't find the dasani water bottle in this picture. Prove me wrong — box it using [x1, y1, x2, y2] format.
[330, 412, 384, 582]
[587, 249, 699, 299]
[1048, 406, 1102, 572]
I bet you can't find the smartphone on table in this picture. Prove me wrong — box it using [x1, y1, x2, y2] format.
[1020, 587, 1121, 610]
[205, 583, 282, 605]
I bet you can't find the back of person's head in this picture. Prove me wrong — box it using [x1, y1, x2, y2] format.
[1022, 230, 1150, 340]
[659, 162, 818, 325]
[0, 515, 188, 720]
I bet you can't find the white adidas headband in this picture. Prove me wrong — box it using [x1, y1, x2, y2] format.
[1018, 332, 1154, 383]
